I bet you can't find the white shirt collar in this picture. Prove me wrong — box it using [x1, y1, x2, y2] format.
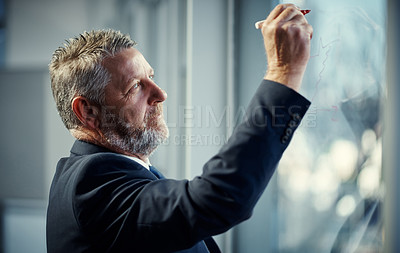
[121, 155, 150, 170]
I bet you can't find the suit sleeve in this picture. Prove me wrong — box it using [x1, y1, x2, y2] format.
[74, 80, 310, 252]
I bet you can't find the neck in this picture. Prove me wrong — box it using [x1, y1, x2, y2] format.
[70, 128, 150, 164]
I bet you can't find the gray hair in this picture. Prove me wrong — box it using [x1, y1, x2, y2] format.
[49, 29, 137, 130]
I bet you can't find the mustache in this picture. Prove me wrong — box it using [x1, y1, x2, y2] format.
[146, 104, 163, 119]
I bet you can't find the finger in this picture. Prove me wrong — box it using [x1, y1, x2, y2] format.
[265, 4, 296, 23]
[288, 22, 314, 41]
[254, 14, 304, 30]
[306, 23, 314, 39]
[298, 24, 314, 41]
[275, 6, 304, 23]
[281, 18, 313, 40]
[255, 8, 309, 29]
[288, 11, 309, 25]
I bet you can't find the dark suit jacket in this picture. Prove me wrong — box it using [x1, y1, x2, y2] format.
[46, 80, 310, 253]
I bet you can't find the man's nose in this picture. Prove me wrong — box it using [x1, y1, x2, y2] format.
[148, 81, 167, 105]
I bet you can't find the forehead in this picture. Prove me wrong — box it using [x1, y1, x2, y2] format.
[102, 47, 152, 81]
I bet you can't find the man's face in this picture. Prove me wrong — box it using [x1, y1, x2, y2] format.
[100, 47, 169, 157]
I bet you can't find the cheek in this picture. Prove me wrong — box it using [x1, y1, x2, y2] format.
[117, 103, 147, 126]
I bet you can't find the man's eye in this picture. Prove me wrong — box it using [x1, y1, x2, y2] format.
[127, 82, 140, 96]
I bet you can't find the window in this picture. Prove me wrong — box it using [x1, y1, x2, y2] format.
[276, 0, 386, 252]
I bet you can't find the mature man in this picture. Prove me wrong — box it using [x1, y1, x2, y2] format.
[46, 4, 313, 253]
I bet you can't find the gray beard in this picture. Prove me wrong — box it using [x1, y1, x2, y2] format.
[101, 109, 169, 157]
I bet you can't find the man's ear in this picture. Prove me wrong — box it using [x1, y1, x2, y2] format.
[71, 96, 101, 130]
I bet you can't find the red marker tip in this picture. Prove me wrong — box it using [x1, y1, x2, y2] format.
[301, 10, 311, 15]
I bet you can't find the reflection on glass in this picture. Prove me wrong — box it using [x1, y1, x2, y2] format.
[278, 0, 385, 252]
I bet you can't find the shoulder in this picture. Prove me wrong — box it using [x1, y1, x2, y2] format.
[73, 152, 154, 186]
[54, 151, 156, 199]
[79, 152, 139, 171]
[70, 153, 157, 228]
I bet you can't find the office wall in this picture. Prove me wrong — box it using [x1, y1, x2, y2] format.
[0, 69, 47, 199]
[1, 199, 47, 253]
[5, 0, 121, 68]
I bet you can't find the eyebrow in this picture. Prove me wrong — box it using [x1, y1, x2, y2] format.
[125, 67, 154, 85]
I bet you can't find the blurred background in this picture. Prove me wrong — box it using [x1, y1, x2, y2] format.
[0, 0, 394, 252]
